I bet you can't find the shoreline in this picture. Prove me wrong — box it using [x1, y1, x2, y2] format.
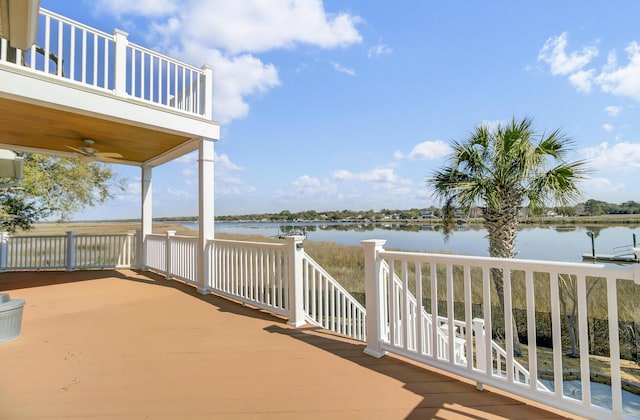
[20, 215, 640, 236]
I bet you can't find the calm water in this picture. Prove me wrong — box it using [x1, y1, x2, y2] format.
[181, 221, 640, 263]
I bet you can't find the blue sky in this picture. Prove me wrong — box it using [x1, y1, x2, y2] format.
[41, 1, 640, 220]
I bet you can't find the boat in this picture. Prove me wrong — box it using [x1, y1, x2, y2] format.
[276, 226, 307, 239]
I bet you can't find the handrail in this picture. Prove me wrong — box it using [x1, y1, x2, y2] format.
[301, 252, 366, 341]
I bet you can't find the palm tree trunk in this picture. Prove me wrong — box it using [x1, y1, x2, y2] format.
[484, 203, 523, 357]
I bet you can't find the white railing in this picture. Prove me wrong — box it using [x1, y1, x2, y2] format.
[0, 8, 212, 118]
[384, 260, 467, 365]
[362, 240, 640, 420]
[74, 233, 135, 269]
[167, 235, 199, 285]
[210, 238, 290, 318]
[5, 229, 637, 418]
[472, 318, 547, 390]
[0, 231, 135, 271]
[384, 258, 541, 386]
[144, 234, 167, 275]
[302, 253, 366, 341]
[145, 232, 198, 286]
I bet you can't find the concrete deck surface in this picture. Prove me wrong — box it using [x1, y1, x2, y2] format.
[0, 270, 577, 419]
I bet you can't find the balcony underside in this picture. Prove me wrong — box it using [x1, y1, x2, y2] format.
[0, 270, 572, 419]
[0, 67, 219, 166]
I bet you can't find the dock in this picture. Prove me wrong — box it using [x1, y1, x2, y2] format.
[582, 253, 639, 263]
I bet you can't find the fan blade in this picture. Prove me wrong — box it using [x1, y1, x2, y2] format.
[78, 155, 94, 162]
[65, 145, 85, 154]
[95, 152, 123, 159]
[98, 156, 123, 164]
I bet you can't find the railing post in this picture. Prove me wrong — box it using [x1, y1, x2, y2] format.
[65, 231, 76, 271]
[134, 229, 144, 270]
[0, 232, 8, 272]
[165, 230, 175, 280]
[113, 29, 129, 97]
[124, 232, 135, 268]
[362, 239, 387, 358]
[202, 239, 214, 293]
[473, 318, 486, 391]
[286, 236, 306, 327]
[201, 64, 214, 120]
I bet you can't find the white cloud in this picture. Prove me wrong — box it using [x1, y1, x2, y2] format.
[114, 180, 142, 202]
[203, 50, 281, 124]
[173, 151, 254, 195]
[166, 188, 193, 199]
[93, 0, 362, 125]
[480, 120, 503, 132]
[396, 140, 451, 160]
[179, 0, 362, 55]
[595, 42, 640, 100]
[580, 142, 640, 172]
[282, 175, 338, 198]
[601, 123, 614, 132]
[568, 69, 595, 93]
[359, 168, 397, 183]
[214, 153, 257, 195]
[368, 42, 392, 58]
[605, 105, 622, 116]
[539, 34, 640, 101]
[333, 169, 353, 181]
[581, 177, 626, 197]
[94, 0, 179, 17]
[331, 62, 355, 76]
[537, 32, 598, 76]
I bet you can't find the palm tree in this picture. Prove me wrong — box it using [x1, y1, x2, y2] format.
[429, 117, 589, 355]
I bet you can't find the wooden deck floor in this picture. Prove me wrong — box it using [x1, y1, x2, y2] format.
[0, 270, 578, 419]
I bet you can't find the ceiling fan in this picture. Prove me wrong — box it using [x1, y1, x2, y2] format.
[66, 139, 123, 163]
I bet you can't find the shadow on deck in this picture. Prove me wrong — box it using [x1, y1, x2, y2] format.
[0, 270, 576, 419]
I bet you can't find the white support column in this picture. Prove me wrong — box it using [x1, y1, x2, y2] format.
[287, 236, 306, 327]
[197, 137, 215, 295]
[113, 29, 129, 97]
[139, 165, 152, 270]
[362, 239, 387, 358]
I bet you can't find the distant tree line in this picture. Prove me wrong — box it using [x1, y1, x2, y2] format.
[582, 199, 640, 215]
[213, 200, 640, 222]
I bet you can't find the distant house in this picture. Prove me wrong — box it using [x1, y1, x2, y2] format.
[419, 210, 436, 219]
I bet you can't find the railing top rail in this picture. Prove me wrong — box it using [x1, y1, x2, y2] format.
[9, 234, 66, 239]
[169, 235, 199, 242]
[40, 8, 113, 39]
[212, 238, 286, 250]
[379, 249, 637, 281]
[11, 233, 132, 238]
[75, 233, 135, 237]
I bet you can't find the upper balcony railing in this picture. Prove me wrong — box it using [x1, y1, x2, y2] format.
[0, 8, 213, 119]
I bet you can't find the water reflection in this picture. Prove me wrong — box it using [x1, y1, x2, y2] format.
[207, 221, 640, 263]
